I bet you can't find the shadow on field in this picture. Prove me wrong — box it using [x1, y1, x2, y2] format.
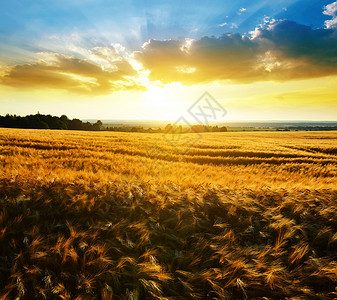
[1, 177, 337, 299]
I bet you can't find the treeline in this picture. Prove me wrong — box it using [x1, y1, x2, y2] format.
[163, 124, 227, 133]
[0, 114, 102, 131]
[0, 113, 227, 133]
[106, 124, 227, 133]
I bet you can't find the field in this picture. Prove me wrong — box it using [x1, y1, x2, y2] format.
[0, 128, 337, 299]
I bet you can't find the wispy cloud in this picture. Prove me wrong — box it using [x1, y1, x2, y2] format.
[237, 7, 247, 15]
[217, 22, 238, 29]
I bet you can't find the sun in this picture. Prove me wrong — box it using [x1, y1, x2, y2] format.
[144, 85, 168, 106]
[140, 84, 186, 121]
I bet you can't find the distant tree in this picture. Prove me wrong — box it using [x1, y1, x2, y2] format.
[83, 122, 93, 131]
[60, 115, 69, 129]
[131, 126, 144, 132]
[68, 119, 83, 130]
[92, 120, 103, 131]
[0, 113, 106, 131]
[191, 125, 204, 133]
[0, 114, 227, 133]
[39, 121, 50, 129]
[164, 124, 172, 133]
[60, 115, 68, 122]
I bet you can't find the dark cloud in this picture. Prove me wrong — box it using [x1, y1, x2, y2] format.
[135, 20, 337, 84]
[256, 21, 337, 65]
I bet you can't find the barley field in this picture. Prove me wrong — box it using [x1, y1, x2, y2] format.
[0, 128, 337, 299]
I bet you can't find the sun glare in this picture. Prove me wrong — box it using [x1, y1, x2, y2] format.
[141, 85, 186, 121]
[144, 85, 168, 106]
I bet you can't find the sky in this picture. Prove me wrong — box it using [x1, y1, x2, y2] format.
[0, 0, 337, 121]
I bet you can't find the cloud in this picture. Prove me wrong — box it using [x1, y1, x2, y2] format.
[238, 7, 247, 15]
[255, 21, 337, 71]
[217, 22, 238, 29]
[135, 35, 261, 84]
[0, 50, 146, 95]
[134, 20, 337, 85]
[2, 8, 337, 93]
[324, 1, 337, 28]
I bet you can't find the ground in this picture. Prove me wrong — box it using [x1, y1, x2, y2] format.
[0, 128, 337, 299]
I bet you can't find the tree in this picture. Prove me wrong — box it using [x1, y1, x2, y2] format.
[164, 124, 172, 133]
[93, 120, 103, 131]
[68, 119, 83, 130]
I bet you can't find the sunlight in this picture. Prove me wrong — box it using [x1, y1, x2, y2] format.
[140, 84, 187, 121]
[144, 85, 168, 106]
